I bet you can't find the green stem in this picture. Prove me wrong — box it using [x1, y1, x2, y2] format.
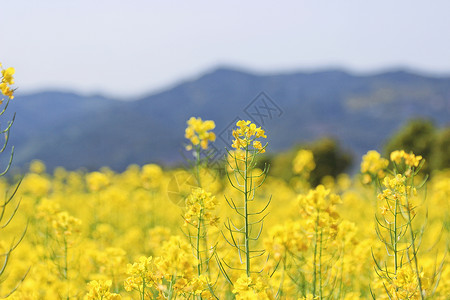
[313, 213, 319, 297]
[277, 257, 286, 297]
[168, 277, 174, 300]
[195, 147, 202, 188]
[338, 243, 345, 299]
[64, 236, 69, 299]
[195, 146, 205, 300]
[394, 195, 399, 274]
[405, 193, 425, 300]
[319, 229, 323, 299]
[197, 209, 203, 276]
[244, 146, 250, 277]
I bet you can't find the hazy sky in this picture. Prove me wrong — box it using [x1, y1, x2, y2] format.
[2, 1, 450, 98]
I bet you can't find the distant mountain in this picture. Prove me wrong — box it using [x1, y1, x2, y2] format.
[6, 67, 450, 171]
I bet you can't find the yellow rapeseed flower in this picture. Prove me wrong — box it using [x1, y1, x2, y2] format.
[360, 150, 389, 183]
[231, 120, 266, 152]
[0, 64, 15, 99]
[185, 117, 216, 150]
[86, 171, 110, 191]
[1, 67, 15, 85]
[293, 149, 316, 175]
[51, 211, 82, 240]
[85, 280, 121, 300]
[184, 188, 219, 227]
[390, 150, 423, 168]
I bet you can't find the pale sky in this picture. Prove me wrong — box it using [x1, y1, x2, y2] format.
[2, 0, 450, 98]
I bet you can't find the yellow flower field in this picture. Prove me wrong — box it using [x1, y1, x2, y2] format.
[0, 135, 446, 299]
[0, 63, 448, 299]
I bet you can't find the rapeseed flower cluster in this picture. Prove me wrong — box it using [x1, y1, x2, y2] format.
[0, 62, 15, 100]
[390, 150, 423, 167]
[264, 220, 307, 261]
[293, 149, 316, 176]
[185, 117, 216, 150]
[184, 187, 219, 227]
[85, 280, 121, 300]
[377, 174, 418, 216]
[298, 185, 341, 236]
[92, 247, 127, 288]
[124, 256, 160, 297]
[231, 120, 266, 152]
[141, 164, 163, 190]
[86, 171, 110, 191]
[360, 150, 389, 183]
[51, 211, 82, 239]
[232, 274, 270, 300]
[373, 264, 430, 300]
[123, 236, 212, 298]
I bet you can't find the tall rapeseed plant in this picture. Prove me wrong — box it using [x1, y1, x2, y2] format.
[371, 150, 445, 299]
[216, 120, 272, 298]
[0, 62, 27, 297]
[184, 117, 219, 298]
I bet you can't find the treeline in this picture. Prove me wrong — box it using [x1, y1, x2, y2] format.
[261, 119, 450, 186]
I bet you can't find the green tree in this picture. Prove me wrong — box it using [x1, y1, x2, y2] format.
[384, 119, 450, 173]
[269, 137, 352, 186]
[433, 127, 450, 170]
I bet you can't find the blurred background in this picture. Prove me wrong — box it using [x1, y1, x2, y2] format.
[2, 0, 450, 175]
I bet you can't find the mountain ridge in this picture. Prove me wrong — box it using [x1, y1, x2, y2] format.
[6, 67, 450, 171]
